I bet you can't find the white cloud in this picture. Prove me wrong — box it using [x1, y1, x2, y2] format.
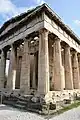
[0, 0, 34, 26]
[74, 20, 80, 26]
[0, 0, 45, 27]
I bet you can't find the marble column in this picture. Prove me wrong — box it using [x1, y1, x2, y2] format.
[53, 37, 63, 90]
[20, 39, 30, 94]
[30, 54, 34, 88]
[72, 51, 80, 89]
[64, 45, 73, 89]
[78, 54, 80, 85]
[15, 56, 22, 89]
[7, 44, 17, 90]
[32, 53, 37, 89]
[0, 50, 6, 88]
[38, 29, 49, 94]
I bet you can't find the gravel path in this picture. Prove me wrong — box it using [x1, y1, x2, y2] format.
[0, 104, 44, 120]
[50, 106, 80, 120]
[0, 104, 80, 120]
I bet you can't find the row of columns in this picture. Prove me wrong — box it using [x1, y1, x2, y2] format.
[20, 29, 50, 94]
[37, 29, 80, 94]
[0, 28, 80, 95]
[0, 44, 20, 90]
[53, 38, 80, 91]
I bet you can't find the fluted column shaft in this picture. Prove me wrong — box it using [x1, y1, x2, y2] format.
[0, 50, 6, 88]
[32, 53, 37, 89]
[38, 29, 49, 94]
[53, 37, 63, 90]
[64, 45, 73, 89]
[7, 44, 17, 90]
[78, 54, 80, 87]
[72, 51, 80, 89]
[20, 39, 30, 94]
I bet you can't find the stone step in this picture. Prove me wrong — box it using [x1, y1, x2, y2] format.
[3, 100, 16, 106]
[18, 96, 33, 102]
[17, 100, 27, 105]
[3, 99, 26, 109]
[14, 103, 26, 109]
[3, 95, 43, 112]
[27, 102, 42, 111]
[27, 107, 41, 114]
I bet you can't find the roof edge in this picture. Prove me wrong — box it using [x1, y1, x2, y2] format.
[0, 3, 80, 44]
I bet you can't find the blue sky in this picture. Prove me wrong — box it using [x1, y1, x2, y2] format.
[0, 0, 80, 37]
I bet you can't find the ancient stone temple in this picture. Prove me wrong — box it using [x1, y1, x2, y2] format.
[0, 3, 80, 101]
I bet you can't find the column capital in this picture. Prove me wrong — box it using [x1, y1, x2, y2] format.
[1, 49, 5, 58]
[1, 49, 4, 54]
[54, 36, 61, 42]
[1, 48, 5, 53]
[65, 44, 70, 48]
[71, 48, 78, 55]
[39, 28, 49, 35]
[77, 53, 80, 57]
[23, 37, 32, 43]
[73, 51, 78, 56]
[10, 44, 13, 48]
[9, 44, 15, 51]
